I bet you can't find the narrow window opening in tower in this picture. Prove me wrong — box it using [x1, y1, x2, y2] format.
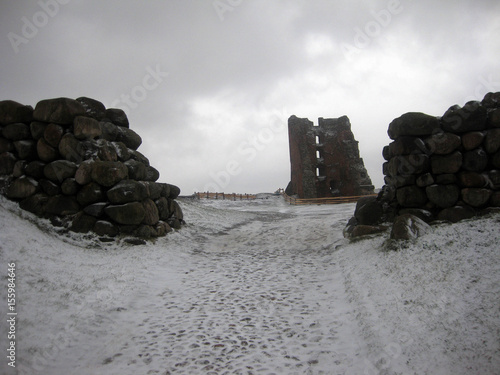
[287, 115, 374, 198]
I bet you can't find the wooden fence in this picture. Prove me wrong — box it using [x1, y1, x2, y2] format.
[194, 190, 376, 205]
[281, 191, 376, 205]
[195, 192, 257, 200]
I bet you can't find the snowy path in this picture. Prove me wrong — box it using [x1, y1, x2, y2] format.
[1, 196, 499, 375]
[44, 200, 370, 374]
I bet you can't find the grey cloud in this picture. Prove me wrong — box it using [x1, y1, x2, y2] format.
[1, 0, 499, 193]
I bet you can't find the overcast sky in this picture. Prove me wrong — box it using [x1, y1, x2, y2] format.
[1, 0, 499, 194]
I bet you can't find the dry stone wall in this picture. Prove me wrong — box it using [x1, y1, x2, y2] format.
[0, 97, 183, 240]
[346, 92, 500, 240]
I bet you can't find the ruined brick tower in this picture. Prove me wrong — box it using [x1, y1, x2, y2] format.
[286, 115, 374, 199]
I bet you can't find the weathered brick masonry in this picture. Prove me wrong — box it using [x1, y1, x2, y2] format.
[286, 115, 374, 199]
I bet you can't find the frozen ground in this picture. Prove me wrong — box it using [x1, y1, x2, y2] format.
[0, 195, 499, 375]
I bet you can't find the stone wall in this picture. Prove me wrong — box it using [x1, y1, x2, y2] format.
[286, 115, 374, 198]
[345, 92, 500, 240]
[0, 97, 183, 240]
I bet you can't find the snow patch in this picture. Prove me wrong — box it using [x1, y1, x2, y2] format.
[0, 196, 499, 374]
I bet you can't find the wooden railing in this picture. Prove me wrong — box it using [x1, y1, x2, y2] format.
[194, 192, 257, 200]
[194, 190, 375, 205]
[281, 191, 376, 205]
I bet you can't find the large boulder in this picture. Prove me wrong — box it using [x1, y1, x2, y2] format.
[99, 121, 119, 141]
[461, 131, 485, 151]
[424, 132, 461, 155]
[0, 100, 33, 125]
[30, 122, 47, 140]
[354, 195, 384, 225]
[482, 92, 500, 110]
[104, 108, 129, 128]
[124, 159, 147, 180]
[70, 212, 97, 233]
[76, 97, 106, 121]
[116, 127, 142, 150]
[76, 182, 104, 206]
[387, 154, 429, 176]
[111, 141, 130, 161]
[2, 123, 31, 141]
[435, 174, 457, 185]
[40, 179, 60, 196]
[387, 112, 441, 140]
[19, 193, 49, 216]
[488, 108, 500, 128]
[129, 150, 149, 166]
[461, 188, 492, 207]
[106, 180, 149, 204]
[155, 197, 171, 220]
[167, 184, 180, 199]
[0, 153, 16, 175]
[489, 170, 500, 187]
[105, 202, 145, 225]
[462, 148, 488, 172]
[490, 192, 500, 207]
[437, 206, 475, 223]
[83, 202, 108, 217]
[145, 166, 160, 182]
[155, 221, 172, 236]
[0, 138, 13, 154]
[44, 195, 80, 216]
[13, 160, 26, 178]
[37, 138, 59, 162]
[396, 186, 427, 208]
[425, 184, 460, 208]
[95, 139, 118, 162]
[170, 200, 184, 221]
[135, 224, 157, 239]
[493, 151, 500, 169]
[73, 116, 102, 140]
[74, 160, 93, 185]
[25, 161, 45, 179]
[397, 208, 433, 222]
[142, 198, 160, 225]
[146, 181, 163, 200]
[458, 172, 489, 188]
[442, 101, 487, 133]
[416, 173, 435, 187]
[484, 129, 500, 154]
[91, 161, 128, 187]
[33, 97, 85, 125]
[93, 220, 119, 237]
[14, 140, 36, 160]
[158, 183, 171, 198]
[388, 136, 427, 156]
[43, 123, 64, 148]
[6, 176, 38, 199]
[390, 214, 431, 240]
[167, 218, 182, 230]
[58, 133, 85, 163]
[430, 151, 462, 174]
[61, 178, 79, 195]
[44, 160, 77, 182]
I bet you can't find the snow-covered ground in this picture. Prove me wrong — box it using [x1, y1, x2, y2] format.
[0, 195, 499, 375]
